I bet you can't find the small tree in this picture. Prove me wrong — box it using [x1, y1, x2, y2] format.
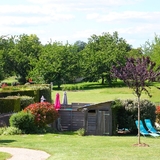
[112, 56, 160, 145]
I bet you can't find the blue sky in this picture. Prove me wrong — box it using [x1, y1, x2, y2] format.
[0, 0, 160, 48]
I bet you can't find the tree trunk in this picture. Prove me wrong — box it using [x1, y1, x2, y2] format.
[101, 76, 104, 84]
[138, 96, 141, 144]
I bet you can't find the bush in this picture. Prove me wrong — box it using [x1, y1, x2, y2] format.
[62, 84, 84, 91]
[111, 99, 156, 134]
[76, 128, 85, 136]
[0, 127, 6, 135]
[0, 97, 20, 113]
[0, 127, 22, 135]
[24, 102, 59, 128]
[9, 111, 36, 133]
[20, 96, 34, 110]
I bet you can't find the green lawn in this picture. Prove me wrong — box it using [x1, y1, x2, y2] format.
[52, 86, 160, 104]
[1, 81, 160, 159]
[0, 133, 160, 160]
[0, 151, 10, 160]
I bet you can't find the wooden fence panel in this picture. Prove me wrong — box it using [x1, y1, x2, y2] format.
[59, 110, 84, 131]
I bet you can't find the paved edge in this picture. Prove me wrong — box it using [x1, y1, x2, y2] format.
[0, 147, 51, 160]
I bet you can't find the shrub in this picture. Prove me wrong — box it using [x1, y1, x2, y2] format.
[111, 99, 156, 134]
[0, 96, 20, 113]
[76, 128, 85, 136]
[9, 111, 36, 133]
[0, 127, 6, 135]
[123, 99, 156, 131]
[0, 127, 22, 135]
[62, 84, 84, 91]
[24, 102, 59, 128]
[20, 96, 34, 110]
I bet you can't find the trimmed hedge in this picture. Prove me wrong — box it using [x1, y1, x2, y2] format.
[0, 97, 20, 113]
[0, 84, 52, 103]
[0, 89, 39, 102]
[19, 96, 35, 110]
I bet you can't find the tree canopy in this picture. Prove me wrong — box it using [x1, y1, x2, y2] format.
[1, 32, 160, 88]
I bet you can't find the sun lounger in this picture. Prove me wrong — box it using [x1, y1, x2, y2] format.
[144, 119, 160, 134]
[135, 120, 159, 137]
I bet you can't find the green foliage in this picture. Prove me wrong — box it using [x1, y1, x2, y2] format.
[142, 34, 160, 68]
[128, 48, 143, 58]
[0, 97, 20, 113]
[1, 34, 42, 84]
[0, 126, 22, 135]
[82, 31, 131, 84]
[0, 127, 6, 135]
[39, 86, 52, 103]
[111, 99, 156, 133]
[9, 111, 36, 133]
[20, 96, 34, 110]
[29, 42, 83, 88]
[76, 128, 85, 136]
[24, 102, 59, 128]
[111, 99, 124, 134]
[0, 87, 40, 103]
[62, 84, 84, 91]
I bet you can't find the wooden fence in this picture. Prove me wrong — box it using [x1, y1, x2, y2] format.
[58, 109, 84, 131]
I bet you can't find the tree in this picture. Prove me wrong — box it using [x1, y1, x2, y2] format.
[29, 41, 83, 88]
[1, 34, 42, 83]
[112, 56, 160, 145]
[0, 35, 15, 78]
[128, 48, 143, 58]
[82, 31, 131, 84]
[74, 40, 87, 52]
[142, 34, 160, 68]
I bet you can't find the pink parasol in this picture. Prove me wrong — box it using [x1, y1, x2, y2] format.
[54, 93, 61, 110]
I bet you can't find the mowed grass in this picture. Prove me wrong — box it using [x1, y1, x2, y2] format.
[0, 80, 160, 159]
[0, 134, 160, 160]
[0, 152, 10, 160]
[52, 86, 160, 104]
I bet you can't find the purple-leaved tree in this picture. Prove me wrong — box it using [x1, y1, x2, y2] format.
[112, 56, 160, 145]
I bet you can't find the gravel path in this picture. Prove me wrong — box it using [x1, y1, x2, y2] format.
[0, 147, 50, 160]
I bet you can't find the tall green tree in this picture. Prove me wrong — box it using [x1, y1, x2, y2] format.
[142, 34, 160, 68]
[0, 35, 16, 78]
[30, 41, 84, 88]
[128, 48, 143, 58]
[2, 34, 42, 83]
[82, 31, 131, 84]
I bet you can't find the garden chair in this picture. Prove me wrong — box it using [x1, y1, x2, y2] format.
[135, 120, 159, 137]
[144, 119, 160, 134]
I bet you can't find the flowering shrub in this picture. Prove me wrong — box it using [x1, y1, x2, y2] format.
[24, 102, 59, 127]
[155, 106, 160, 123]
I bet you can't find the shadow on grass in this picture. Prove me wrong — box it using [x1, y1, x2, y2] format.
[53, 81, 127, 91]
[54, 131, 78, 136]
[0, 140, 16, 145]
